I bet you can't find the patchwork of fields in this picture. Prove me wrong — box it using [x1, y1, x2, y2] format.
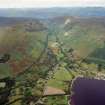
[0, 8, 105, 105]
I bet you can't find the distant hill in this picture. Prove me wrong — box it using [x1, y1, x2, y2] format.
[0, 17, 27, 26]
[0, 7, 105, 19]
[0, 17, 47, 28]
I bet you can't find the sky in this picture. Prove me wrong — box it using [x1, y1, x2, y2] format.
[0, 0, 105, 8]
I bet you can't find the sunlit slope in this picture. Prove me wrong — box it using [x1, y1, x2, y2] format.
[50, 16, 105, 59]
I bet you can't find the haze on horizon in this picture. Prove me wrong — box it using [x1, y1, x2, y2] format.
[0, 0, 105, 8]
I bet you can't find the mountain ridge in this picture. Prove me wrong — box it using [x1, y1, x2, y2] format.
[0, 7, 105, 19]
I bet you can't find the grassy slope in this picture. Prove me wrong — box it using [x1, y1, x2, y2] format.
[47, 16, 105, 90]
[49, 17, 105, 62]
[0, 19, 47, 78]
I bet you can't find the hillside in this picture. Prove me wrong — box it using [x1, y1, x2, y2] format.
[0, 7, 105, 19]
[0, 17, 47, 78]
[48, 16, 105, 60]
